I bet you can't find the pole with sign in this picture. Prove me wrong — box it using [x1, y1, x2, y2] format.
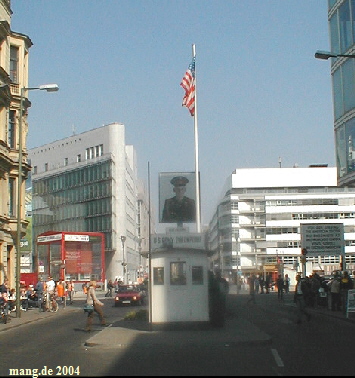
[300, 223, 345, 274]
[301, 248, 307, 277]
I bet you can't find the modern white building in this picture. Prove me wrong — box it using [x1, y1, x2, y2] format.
[27, 122, 150, 283]
[208, 166, 355, 283]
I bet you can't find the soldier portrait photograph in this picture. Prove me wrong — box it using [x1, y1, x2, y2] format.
[159, 172, 196, 223]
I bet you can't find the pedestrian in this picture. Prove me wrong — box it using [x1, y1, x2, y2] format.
[259, 276, 264, 294]
[113, 278, 119, 292]
[246, 274, 256, 304]
[20, 287, 28, 311]
[328, 272, 341, 311]
[294, 274, 311, 324]
[309, 273, 321, 308]
[45, 276, 56, 311]
[27, 286, 38, 308]
[82, 282, 88, 295]
[35, 277, 45, 312]
[0, 278, 9, 294]
[67, 280, 74, 304]
[105, 279, 114, 297]
[340, 271, 353, 315]
[56, 280, 66, 304]
[216, 271, 229, 306]
[85, 280, 106, 332]
[254, 275, 260, 294]
[265, 273, 271, 294]
[276, 274, 284, 301]
[208, 271, 227, 327]
[284, 274, 290, 294]
[8, 288, 16, 312]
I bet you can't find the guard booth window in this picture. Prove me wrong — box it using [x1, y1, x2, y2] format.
[153, 267, 164, 285]
[170, 262, 186, 285]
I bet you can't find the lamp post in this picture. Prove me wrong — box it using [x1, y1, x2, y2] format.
[236, 236, 241, 294]
[16, 84, 59, 318]
[315, 50, 355, 60]
[120, 236, 127, 284]
[315, 49, 349, 273]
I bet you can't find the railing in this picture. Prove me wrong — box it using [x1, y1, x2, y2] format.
[10, 83, 19, 95]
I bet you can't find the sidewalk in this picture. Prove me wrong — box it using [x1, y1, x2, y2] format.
[230, 284, 355, 323]
[0, 293, 86, 331]
[84, 285, 355, 349]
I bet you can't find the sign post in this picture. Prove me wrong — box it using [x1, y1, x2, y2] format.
[300, 223, 345, 274]
[301, 248, 307, 278]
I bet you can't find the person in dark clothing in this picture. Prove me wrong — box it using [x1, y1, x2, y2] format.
[284, 274, 290, 294]
[276, 274, 284, 301]
[208, 271, 228, 327]
[294, 274, 311, 324]
[259, 276, 264, 294]
[246, 274, 256, 304]
[265, 273, 271, 294]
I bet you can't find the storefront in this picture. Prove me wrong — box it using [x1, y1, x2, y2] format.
[36, 231, 105, 286]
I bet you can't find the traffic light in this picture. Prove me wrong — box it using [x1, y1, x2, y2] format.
[301, 248, 308, 256]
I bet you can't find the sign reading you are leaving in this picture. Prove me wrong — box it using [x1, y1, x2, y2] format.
[300, 223, 344, 256]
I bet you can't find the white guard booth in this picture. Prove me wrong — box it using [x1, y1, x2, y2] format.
[151, 233, 210, 323]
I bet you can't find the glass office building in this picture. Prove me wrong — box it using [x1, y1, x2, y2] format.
[28, 123, 150, 283]
[328, 0, 355, 186]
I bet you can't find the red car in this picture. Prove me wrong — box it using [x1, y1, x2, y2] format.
[114, 285, 144, 306]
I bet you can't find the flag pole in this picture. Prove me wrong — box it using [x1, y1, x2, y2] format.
[192, 44, 201, 233]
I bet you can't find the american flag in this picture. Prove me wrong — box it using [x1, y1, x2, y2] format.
[180, 57, 195, 116]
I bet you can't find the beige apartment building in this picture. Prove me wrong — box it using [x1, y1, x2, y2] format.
[0, 0, 32, 288]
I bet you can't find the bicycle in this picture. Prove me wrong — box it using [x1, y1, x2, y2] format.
[0, 299, 10, 324]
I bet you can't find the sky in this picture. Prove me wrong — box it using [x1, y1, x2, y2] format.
[11, 0, 334, 230]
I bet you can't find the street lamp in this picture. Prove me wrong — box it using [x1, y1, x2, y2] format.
[236, 236, 241, 294]
[120, 236, 127, 284]
[315, 50, 355, 60]
[16, 83, 59, 318]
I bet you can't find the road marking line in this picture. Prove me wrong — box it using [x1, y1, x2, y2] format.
[271, 348, 284, 367]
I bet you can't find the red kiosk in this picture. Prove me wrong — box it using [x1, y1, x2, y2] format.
[36, 231, 105, 287]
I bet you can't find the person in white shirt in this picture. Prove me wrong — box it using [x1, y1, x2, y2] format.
[45, 276, 56, 311]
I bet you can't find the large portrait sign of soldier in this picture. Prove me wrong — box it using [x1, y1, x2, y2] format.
[159, 172, 197, 224]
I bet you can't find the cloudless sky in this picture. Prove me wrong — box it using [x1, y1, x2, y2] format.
[11, 1, 333, 230]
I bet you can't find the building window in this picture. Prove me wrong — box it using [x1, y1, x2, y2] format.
[86, 147, 95, 160]
[77, 154, 81, 162]
[64, 158, 68, 166]
[10, 46, 19, 83]
[8, 110, 16, 149]
[339, 0, 351, 53]
[33, 166, 37, 174]
[44, 163, 48, 171]
[8, 178, 15, 217]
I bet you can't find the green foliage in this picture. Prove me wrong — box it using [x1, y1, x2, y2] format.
[124, 309, 148, 321]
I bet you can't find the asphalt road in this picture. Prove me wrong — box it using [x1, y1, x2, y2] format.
[1, 292, 355, 376]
